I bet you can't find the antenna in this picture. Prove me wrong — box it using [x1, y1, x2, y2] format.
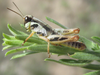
[7, 2, 24, 18]
[12, 2, 24, 16]
[7, 8, 23, 18]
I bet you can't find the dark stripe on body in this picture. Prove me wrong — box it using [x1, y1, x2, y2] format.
[31, 24, 38, 28]
[50, 37, 59, 41]
[50, 37, 68, 41]
[37, 32, 45, 36]
[59, 37, 68, 41]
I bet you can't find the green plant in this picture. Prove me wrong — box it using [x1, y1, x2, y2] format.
[2, 17, 100, 75]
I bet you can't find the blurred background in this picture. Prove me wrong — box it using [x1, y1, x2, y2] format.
[0, 0, 100, 75]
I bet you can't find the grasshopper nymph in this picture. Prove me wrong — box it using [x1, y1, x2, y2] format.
[7, 2, 86, 57]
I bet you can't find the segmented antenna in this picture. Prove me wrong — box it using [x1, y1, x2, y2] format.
[7, 2, 24, 18]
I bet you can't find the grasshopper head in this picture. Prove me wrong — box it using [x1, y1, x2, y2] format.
[23, 15, 33, 32]
[23, 15, 40, 33]
[23, 15, 33, 24]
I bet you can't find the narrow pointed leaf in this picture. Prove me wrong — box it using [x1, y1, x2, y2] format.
[28, 44, 84, 55]
[45, 58, 91, 66]
[2, 45, 13, 50]
[15, 35, 46, 44]
[20, 24, 25, 28]
[4, 40, 32, 46]
[7, 24, 27, 35]
[11, 51, 38, 59]
[70, 52, 100, 60]
[2, 41, 8, 46]
[84, 71, 100, 75]
[83, 64, 100, 70]
[46, 17, 67, 29]
[5, 47, 28, 56]
[79, 36, 96, 50]
[3, 33, 16, 40]
[91, 36, 100, 44]
[3, 38, 8, 41]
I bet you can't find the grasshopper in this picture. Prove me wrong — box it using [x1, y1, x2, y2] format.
[7, 2, 86, 57]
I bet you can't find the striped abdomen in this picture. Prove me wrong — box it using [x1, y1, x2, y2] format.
[61, 42, 86, 50]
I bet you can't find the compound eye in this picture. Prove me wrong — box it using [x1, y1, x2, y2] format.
[25, 16, 32, 22]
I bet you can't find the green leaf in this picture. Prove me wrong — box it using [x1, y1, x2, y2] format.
[2, 45, 14, 50]
[4, 40, 32, 46]
[2, 38, 8, 41]
[7, 24, 27, 35]
[45, 58, 91, 66]
[2, 41, 8, 46]
[3, 33, 16, 40]
[92, 36, 100, 44]
[84, 71, 100, 75]
[5, 47, 28, 56]
[20, 24, 25, 28]
[83, 64, 100, 70]
[11, 51, 38, 59]
[28, 44, 85, 55]
[15, 35, 46, 44]
[92, 44, 100, 50]
[79, 36, 96, 50]
[70, 51, 100, 60]
[46, 17, 67, 29]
